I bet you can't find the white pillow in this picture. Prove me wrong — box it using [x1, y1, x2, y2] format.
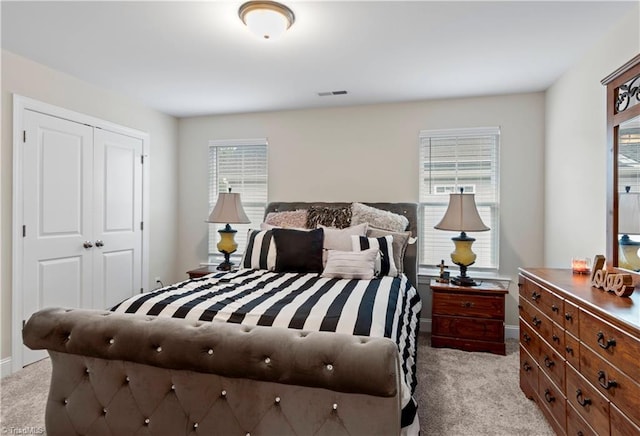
[318, 223, 368, 266]
[321, 248, 377, 280]
[351, 234, 398, 277]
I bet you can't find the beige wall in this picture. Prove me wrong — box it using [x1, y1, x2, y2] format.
[0, 50, 180, 361]
[545, 7, 640, 266]
[178, 93, 546, 327]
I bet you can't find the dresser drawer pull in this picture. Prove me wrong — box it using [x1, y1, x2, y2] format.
[544, 389, 555, 403]
[597, 370, 618, 390]
[565, 346, 574, 355]
[551, 304, 559, 313]
[531, 291, 541, 301]
[532, 316, 542, 327]
[596, 331, 617, 350]
[522, 333, 531, 344]
[523, 362, 532, 372]
[552, 334, 560, 343]
[461, 301, 474, 308]
[576, 389, 591, 407]
[577, 432, 584, 436]
[544, 356, 555, 368]
[565, 313, 573, 321]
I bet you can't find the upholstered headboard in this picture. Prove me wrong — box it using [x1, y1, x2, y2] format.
[265, 202, 419, 288]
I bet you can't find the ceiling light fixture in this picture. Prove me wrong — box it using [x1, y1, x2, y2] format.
[239, 1, 295, 41]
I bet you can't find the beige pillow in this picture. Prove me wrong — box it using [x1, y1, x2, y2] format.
[319, 223, 368, 266]
[367, 227, 413, 274]
[264, 210, 308, 228]
[350, 202, 409, 233]
[321, 248, 377, 280]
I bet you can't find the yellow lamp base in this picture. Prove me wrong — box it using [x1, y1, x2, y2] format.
[450, 233, 477, 286]
[619, 241, 640, 271]
[217, 224, 238, 271]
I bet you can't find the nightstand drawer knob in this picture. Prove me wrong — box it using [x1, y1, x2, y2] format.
[461, 301, 474, 308]
[532, 316, 542, 327]
[531, 291, 541, 301]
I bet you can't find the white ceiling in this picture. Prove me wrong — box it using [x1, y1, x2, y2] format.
[2, 1, 638, 118]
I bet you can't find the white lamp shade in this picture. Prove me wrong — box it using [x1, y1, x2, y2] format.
[619, 191, 640, 235]
[435, 193, 490, 232]
[207, 193, 251, 224]
[239, 1, 294, 40]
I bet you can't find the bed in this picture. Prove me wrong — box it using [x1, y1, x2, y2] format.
[23, 202, 422, 436]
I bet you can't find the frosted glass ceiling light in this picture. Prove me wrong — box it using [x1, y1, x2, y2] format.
[239, 1, 295, 40]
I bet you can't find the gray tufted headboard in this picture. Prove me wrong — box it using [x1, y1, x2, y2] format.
[265, 202, 419, 288]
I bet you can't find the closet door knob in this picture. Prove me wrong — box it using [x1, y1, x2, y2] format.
[95, 240, 104, 248]
[83, 241, 93, 249]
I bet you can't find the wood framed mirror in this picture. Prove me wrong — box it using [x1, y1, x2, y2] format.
[603, 54, 640, 270]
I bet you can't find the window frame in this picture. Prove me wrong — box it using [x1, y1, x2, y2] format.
[208, 138, 268, 263]
[418, 127, 500, 271]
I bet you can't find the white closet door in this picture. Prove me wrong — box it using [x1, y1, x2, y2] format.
[22, 110, 94, 365]
[93, 129, 143, 309]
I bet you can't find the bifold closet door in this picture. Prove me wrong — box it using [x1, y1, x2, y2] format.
[21, 111, 143, 366]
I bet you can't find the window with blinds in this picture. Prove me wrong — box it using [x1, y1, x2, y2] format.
[419, 127, 500, 269]
[208, 139, 268, 261]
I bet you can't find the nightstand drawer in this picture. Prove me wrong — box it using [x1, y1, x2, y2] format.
[432, 316, 504, 341]
[433, 293, 504, 319]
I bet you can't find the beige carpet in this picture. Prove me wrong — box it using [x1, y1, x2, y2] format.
[1, 334, 553, 435]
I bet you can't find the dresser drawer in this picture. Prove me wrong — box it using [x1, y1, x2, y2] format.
[521, 278, 565, 327]
[538, 338, 566, 392]
[564, 332, 580, 369]
[432, 316, 503, 341]
[433, 292, 504, 319]
[520, 298, 553, 343]
[580, 309, 640, 382]
[566, 364, 610, 436]
[520, 319, 540, 357]
[579, 342, 640, 427]
[520, 344, 539, 397]
[564, 300, 580, 338]
[611, 403, 640, 436]
[566, 404, 597, 436]
[538, 369, 567, 434]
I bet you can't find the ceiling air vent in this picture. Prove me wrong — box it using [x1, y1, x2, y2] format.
[317, 90, 348, 97]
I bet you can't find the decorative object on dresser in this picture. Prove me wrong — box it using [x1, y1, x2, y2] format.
[430, 279, 508, 355]
[434, 188, 490, 286]
[518, 268, 640, 436]
[589, 254, 635, 297]
[206, 189, 251, 271]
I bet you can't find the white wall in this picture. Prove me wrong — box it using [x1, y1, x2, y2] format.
[545, 7, 640, 266]
[178, 93, 546, 327]
[0, 50, 180, 362]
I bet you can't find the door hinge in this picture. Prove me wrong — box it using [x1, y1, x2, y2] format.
[140, 221, 144, 231]
[23, 130, 26, 143]
[22, 320, 26, 330]
[140, 288, 144, 293]
[141, 155, 144, 164]
[22, 225, 26, 237]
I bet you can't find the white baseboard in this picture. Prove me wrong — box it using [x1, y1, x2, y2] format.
[420, 318, 519, 340]
[1, 357, 12, 378]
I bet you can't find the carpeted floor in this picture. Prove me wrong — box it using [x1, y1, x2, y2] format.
[1, 334, 553, 435]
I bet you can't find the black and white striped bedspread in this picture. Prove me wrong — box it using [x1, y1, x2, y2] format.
[111, 269, 422, 434]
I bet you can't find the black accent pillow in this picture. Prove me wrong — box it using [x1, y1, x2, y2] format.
[272, 228, 324, 273]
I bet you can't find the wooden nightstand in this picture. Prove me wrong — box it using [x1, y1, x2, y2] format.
[430, 279, 508, 355]
[186, 265, 219, 279]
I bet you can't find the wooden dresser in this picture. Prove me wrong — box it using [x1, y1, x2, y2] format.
[518, 268, 640, 435]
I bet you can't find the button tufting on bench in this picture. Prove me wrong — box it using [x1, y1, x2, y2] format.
[193, 423, 199, 429]
[333, 403, 338, 410]
[171, 384, 175, 391]
[63, 399, 68, 405]
[221, 390, 227, 397]
[109, 338, 115, 345]
[144, 418, 150, 425]
[264, 357, 271, 364]
[156, 346, 162, 352]
[326, 364, 334, 371]
[275, 396, 281, 404]
[207, 348, 213, 355]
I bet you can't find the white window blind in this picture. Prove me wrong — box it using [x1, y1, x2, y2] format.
[208, 139, 268, 260]
[419, 127, 500, 269]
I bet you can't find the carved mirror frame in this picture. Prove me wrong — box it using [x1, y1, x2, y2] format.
[603, 54, 640, 269]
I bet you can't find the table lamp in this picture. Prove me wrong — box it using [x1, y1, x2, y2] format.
[434, 188, 490, 286]
[206, 190, 251, 271]
[618, 186, 640, 271]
